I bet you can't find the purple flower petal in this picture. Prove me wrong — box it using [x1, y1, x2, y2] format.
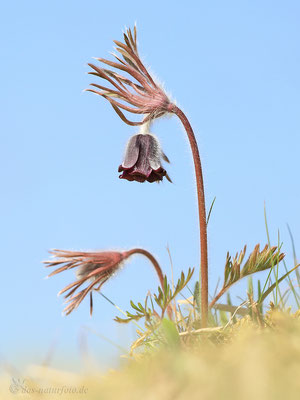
[122, 135, 140, 169]
[119, 133, 170, 183]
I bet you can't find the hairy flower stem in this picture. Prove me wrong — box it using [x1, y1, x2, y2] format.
[170, 105, 208, 327]
[209, 288, 227, 309]
[126, 248, 172, 319]
[126, 248, 165, 288]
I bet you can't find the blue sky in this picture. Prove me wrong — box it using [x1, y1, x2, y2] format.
[1, 0, 300, 371]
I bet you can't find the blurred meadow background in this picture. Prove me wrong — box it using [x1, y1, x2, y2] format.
[1, 0, 300, 397]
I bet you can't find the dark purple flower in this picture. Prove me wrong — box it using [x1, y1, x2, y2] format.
[118, 133, 171, 183]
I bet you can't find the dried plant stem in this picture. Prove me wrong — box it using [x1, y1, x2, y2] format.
[170, 105, 208, 327]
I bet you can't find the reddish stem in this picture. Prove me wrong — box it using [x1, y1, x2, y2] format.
[125, 248, 173, 319]
[209, 287, 227, 308]
[170, 105, 208, 327]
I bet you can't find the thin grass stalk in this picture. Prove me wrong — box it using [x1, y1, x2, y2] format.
[263, 204, 283, 306]
[282, 259, 300, 307]
[98, 292, 145, 333]
[287, 223, 300, 288]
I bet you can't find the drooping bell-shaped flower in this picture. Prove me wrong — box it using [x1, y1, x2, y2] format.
[118, 133, 171, 183]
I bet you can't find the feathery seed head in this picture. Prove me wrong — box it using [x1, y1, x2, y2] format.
[86, 26, 173, 126]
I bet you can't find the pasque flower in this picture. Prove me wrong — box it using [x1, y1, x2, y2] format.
[87, 26, 210, 326]
[86, 26, 172, 126]
[44, 248, 166, 316]
[118, 132, 171, 183]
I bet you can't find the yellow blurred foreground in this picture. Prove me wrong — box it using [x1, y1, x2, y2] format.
[2, 311, 300, 400]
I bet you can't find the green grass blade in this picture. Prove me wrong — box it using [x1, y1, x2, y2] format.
[262, 204, 283, 306]
[282, 259, 300, 307]
[287, 223, 300, 287]
[161, 318, 180, 348]
[99, 292, 145, 332]
[259, 264, 300, 304]
[206, 196, 216, 225]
